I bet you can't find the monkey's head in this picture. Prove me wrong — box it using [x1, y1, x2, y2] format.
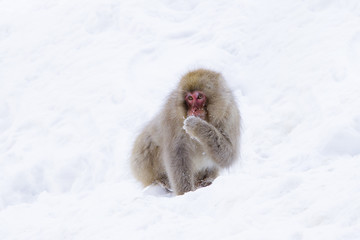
[184, 90, 207, 119]
[177, 69, 230, 122]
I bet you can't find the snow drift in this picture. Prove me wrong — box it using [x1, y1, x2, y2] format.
[1, 0, 360, 239]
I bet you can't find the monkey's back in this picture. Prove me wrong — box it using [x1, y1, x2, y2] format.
[130, 119, 167, 187]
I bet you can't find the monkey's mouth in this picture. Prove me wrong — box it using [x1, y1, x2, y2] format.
[188, 108, 206, 119]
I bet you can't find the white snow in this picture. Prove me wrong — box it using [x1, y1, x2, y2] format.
[1, 0, 360, 239]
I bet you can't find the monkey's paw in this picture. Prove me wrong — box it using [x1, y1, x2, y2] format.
[183, 116, 204, 141]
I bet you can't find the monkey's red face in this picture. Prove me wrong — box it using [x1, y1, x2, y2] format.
[185, 91, 207, 120]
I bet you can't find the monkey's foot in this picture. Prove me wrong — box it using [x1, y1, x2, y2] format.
[154, 179, 172, 193]
[143, 184, 173, 197]
[195, 179, 213, 188]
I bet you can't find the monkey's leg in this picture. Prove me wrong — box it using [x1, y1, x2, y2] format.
[154, 173, 172, 192]
[165, 144, 194, 195]
[195, 167, 219, 189]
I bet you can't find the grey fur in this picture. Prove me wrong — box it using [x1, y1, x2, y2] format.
[130, 69, 240, 195]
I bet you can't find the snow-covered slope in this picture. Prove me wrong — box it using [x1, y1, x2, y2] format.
[1, 0, 360, 239]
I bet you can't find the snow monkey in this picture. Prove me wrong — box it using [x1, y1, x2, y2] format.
[130, 69, 240, 195]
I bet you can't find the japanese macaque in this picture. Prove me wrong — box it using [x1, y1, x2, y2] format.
[130, 69, 240, 195]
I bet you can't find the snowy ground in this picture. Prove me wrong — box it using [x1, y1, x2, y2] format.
[1, 0, 360, 239]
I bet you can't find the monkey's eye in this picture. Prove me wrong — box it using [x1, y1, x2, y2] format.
[197, 94, 203, 99]
[188, 96, 193, 100]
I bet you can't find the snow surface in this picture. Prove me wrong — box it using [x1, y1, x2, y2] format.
[1, 0, 360, 239]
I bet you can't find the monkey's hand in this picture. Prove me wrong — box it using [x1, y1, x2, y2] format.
[183, 116, 206, 142]
[183, 116, 234, 168]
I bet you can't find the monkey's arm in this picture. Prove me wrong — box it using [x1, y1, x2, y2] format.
[164, 136, 194, 195]
[183, 116, 235, 168]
